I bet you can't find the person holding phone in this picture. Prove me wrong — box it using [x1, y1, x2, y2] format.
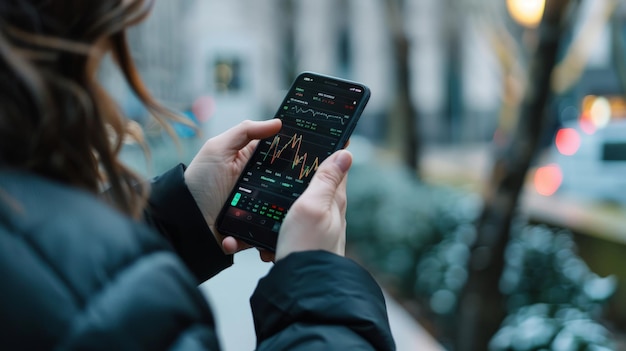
[0, 0, 395, 350]
[215, 72, 371, 252]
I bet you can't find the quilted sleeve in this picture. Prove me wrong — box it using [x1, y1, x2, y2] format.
[250, 251, 396, 351]
[144, 164, 233, 283]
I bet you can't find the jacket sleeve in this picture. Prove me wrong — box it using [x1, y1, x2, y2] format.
[144, 164, 233, 283]
[250, 251, 396, 351]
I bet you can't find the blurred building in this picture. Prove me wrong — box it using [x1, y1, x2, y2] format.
[101, 0, 505, 143]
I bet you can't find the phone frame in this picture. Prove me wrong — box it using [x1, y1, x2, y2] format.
[215, 71, 370, 251]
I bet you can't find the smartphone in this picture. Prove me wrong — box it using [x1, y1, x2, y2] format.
[215, 72, 370, 251]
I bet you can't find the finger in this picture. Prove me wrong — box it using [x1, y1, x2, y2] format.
[258, 249, 275, 263]
[239, 139, 260, 160]
[299, 150, 352, 205]
[222, 236, 252, 254]
[213, 119, 281, 152]
[336, 171, 349, 217]
[221, 236, 239, 254]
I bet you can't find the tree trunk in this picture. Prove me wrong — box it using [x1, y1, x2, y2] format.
[612, 3, 626, 98]
[455, 1, 572, 350]
[281, 0, 297, 85]
[385, 0, 420, 174]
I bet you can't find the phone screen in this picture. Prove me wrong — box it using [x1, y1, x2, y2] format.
[216, 72, 370, 251]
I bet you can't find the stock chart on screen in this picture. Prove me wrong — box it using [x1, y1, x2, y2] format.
[217, 73, 368, 248]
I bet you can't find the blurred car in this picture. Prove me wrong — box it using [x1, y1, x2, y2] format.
[533, 95, 626, 204]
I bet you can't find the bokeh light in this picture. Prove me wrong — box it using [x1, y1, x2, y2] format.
[534, 164, 562, 196]
[554, 128, 581, 156]
[589, 96, 611, 129]
[506, 0, 546, 28]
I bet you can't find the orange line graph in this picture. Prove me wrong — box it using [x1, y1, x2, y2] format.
[263, 133, 320, 180]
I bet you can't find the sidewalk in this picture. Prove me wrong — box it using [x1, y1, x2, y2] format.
[200, 249, 445, 351]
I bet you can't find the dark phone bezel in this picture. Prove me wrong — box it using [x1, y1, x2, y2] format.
[215, 71, 370, 251]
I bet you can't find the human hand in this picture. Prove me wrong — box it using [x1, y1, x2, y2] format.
[274, 149, 353, 261]
[184, 119, 282, 254]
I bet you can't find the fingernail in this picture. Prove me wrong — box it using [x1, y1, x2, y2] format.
[334, 150, 352, 172]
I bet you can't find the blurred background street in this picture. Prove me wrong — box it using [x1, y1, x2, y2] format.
[116, 0, 626, 350]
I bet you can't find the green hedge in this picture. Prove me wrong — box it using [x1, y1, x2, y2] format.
[346, 162, 617, 350]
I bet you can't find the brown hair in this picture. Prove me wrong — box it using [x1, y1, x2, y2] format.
[0, 0, 185, 217]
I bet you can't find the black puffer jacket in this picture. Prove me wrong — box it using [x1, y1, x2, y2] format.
[0, 165, 395, 350]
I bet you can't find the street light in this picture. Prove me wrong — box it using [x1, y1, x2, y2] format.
[506, 0, 546, 28]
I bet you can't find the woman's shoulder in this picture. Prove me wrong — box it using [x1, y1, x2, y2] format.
[0, 170, 218, 350]
[0, 168, 168, 308]
[0, 169, 163, 259]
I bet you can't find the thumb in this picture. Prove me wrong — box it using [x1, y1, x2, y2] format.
[275, 150, 352, 260]
[210, 119, 282, 153]
[301, 150, 352, 203]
